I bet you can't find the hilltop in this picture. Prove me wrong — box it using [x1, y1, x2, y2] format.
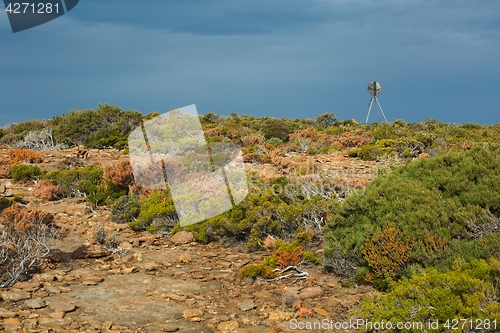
[0, 105, 499, 332]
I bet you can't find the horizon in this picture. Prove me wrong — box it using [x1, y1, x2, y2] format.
[1, 1, 499, 126]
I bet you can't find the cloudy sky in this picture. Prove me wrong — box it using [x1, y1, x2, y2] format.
[0, 0, 498, 127]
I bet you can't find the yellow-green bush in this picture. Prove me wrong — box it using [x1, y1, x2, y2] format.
[356, 258, 500, 332]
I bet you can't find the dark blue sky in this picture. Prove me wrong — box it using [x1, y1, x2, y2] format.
[1, 0, 499, 127]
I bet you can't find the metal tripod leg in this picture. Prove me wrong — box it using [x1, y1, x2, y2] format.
[374, 97, 388, 123]
[363, 97, 375, 123]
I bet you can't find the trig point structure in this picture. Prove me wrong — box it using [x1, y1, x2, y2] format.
[362, 81, 388, 123]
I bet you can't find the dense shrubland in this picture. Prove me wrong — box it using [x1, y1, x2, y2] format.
[2, 107, 500, 322]
[324, 144, 500, 287]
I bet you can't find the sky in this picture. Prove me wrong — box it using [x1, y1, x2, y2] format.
[0, 0, 499, 127]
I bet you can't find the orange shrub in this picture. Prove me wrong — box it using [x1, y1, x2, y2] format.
[336, 131, 372, 148]
[241, 134, 265, 147]
[296, 306, 313, 318]
[33, 180, 65, 201]
[0, 160, 11, 178]
[1, 205, 54, 231]
[7, 149, 42, 165]
[103, 160, 134, 189]
[362, 223, 413, 280]
[277, 248, 302, 269]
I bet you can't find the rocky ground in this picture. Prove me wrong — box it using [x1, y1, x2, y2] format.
[0, 148, 386, 333]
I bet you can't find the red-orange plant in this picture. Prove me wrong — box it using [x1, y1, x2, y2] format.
[7, 149, 42, 165]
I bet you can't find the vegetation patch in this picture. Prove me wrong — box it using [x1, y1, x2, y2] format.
[324, 144, 500, 287]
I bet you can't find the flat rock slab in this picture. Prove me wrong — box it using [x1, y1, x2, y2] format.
[238, 300, 256, 311]
[299, 286, 324, 299]
[170, 231, 195, 245]
[23, 299, 46, 309]
[42, 272, 219, 330]
[47, 301, 76, 313]
[1, 289, 31, 302]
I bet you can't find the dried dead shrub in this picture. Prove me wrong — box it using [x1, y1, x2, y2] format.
[7, 149, 42, 165]
[241, 133, 265, 147]
[296, 306, 313, 318]
[203, 128, 221, 137]
[336, 131, 372, 148]
[0, 205, 58, 287]
[103, 160, 135, 189]
[33, 180, 65, 201]
[0, 160, 11, 178]
[89, 223, 120, 250]
[264, 235, 276, 251]
[242, 152, 262, 163]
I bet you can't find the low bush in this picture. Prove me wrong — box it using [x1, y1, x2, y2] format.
[356, 258, 500, 332]
[348, 138, 424, 160]
[111, 193, 141, 224]
[11, 164, 42, 182]
[0, 160, 11, 178]
[7, 149, 42, 165]
[324, 144, 500, 285]
[0, 205, 58, 287]
[128, 191, 178, 233]
[32, 180, 66, 201]
[103, 160, 134, 191]
[44, 165, 125, 205]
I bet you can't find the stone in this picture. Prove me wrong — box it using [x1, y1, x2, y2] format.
[23, 299, 46, 309]
[238, 300, 256, 311]
[79, 275, 104, 283]
[118, 241, 133, 249]
[158, 324, 180, 332]
[71, 244, 111, 259]
[163, 293, 187, 301]
[47, 301, 76, 313]
[3, 317, 22, 328]
[140, 261, 160, 271]
[3, 189, 13, 197]
[122, 266, 137, 274]
[169, 231, 195, 245]
[1, 289, 31, 302]
[50, 311, 66, 319]
[82, 280, 99, 286]
[13, 281, 42, 292]
[217, 320, 239, 333]
[299, 286, 324, 299]
[0, 308, 17, 318]
[65, 205, 86, 217]
[183, 308, 203, 319]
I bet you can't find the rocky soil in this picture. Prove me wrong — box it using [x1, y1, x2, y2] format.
[0, 148, 386, 333]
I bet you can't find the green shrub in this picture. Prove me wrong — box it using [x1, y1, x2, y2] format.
[356, 258, 500, 332]
[238, 264, 278, 280]
[301, 251, 321, 265]
[44, 165, 125, 205]
[261, 118, 291, 142]
[348, 138, 424, 160]
[130, 191, 178, 232]
[111, 194, 141, 224]
[266, 137, 283, 147]
[324, 144, 500, 282]
[11, 164, 42, 182]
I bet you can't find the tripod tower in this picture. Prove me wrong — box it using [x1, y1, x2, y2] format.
[362, 81, 387, 123]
